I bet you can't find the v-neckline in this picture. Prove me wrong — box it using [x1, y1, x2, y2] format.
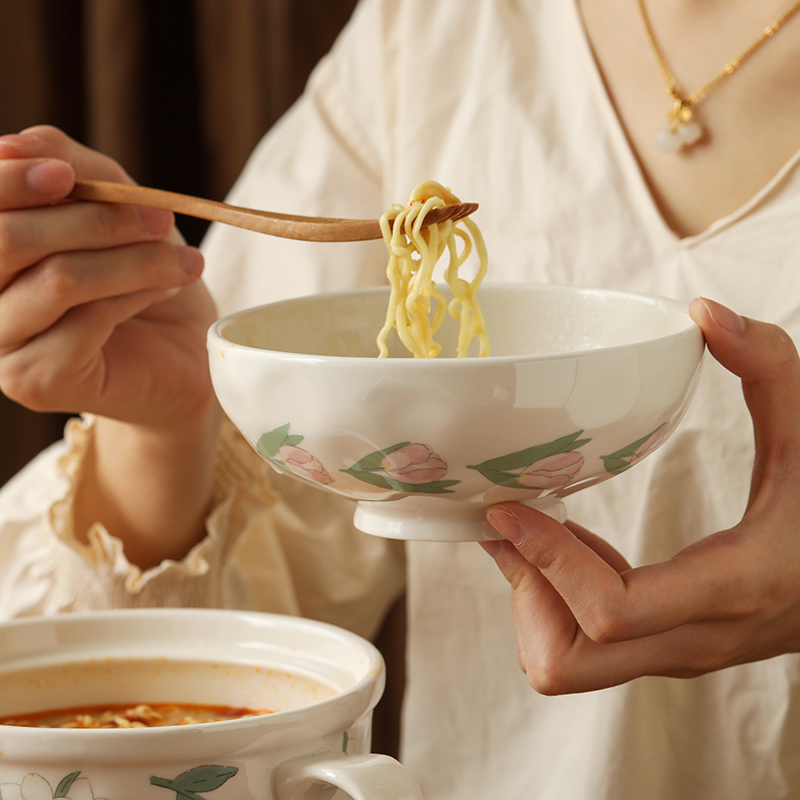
[565, 0, 800, 249]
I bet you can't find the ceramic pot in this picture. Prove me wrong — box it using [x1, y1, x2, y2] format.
[0, 609, 421, 800]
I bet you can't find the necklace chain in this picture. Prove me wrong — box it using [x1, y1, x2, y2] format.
[637, 0, 800, 150]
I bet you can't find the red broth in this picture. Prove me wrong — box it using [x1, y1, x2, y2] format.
[0, 702, 273, 728]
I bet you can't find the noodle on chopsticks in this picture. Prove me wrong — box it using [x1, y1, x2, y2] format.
[377, 180, 489, 358]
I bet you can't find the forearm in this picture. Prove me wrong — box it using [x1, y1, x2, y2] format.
[73, 401, 223, 570]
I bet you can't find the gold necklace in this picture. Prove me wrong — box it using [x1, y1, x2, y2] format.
[637, 0, 800, 152]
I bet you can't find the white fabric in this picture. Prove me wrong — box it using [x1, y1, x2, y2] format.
[1, 0, 800, 797]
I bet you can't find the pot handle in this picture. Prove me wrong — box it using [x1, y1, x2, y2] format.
[271, 751, 423, 800]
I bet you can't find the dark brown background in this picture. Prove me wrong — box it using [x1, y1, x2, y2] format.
[0, 0, 360, 485]
[0, 0, 406, 760]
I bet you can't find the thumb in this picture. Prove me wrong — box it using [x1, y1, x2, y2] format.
[689, 297, 800, 505]
[689, 297, 798, 383]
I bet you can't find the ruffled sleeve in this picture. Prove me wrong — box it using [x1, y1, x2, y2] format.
[0, 415, 405, 641]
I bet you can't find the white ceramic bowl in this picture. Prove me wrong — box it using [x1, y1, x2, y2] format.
[0, 609, 421, 800]
[208, 284, 705, 541]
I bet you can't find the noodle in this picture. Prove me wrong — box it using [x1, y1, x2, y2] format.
[377, 180, 489, 358]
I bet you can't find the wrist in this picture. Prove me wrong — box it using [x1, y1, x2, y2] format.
[74, 399, 224, 569]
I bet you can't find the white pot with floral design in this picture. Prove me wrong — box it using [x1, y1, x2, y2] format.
[0, 610, 421, 800]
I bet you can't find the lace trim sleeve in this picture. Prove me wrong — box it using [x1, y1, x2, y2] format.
[42, 416, 276, 610]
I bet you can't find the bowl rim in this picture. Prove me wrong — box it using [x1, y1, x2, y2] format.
[0, 608, 383, 739]
[208, 283, 704, 366]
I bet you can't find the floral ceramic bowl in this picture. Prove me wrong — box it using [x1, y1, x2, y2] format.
[208, 284, 705, 541]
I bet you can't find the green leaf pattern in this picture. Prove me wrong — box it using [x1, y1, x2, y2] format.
[0, 764, 240, 800]
[600, 424, 668, 475]
[54, 773, 81, 799]
[150, 766, 239, 800]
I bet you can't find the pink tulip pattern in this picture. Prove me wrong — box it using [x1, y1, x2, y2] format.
[468, 431, 590, 490]
[517, 450, 584, 489]
[257, 424, 333, 485]
[342, 441, 459, 493]
[257, 425, 458, 493]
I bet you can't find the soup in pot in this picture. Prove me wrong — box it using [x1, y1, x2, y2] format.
[0, 701, 273, 728]
[0, 654, 339, 730]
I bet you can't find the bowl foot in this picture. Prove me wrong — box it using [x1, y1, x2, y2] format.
[353, 497, 567, 541]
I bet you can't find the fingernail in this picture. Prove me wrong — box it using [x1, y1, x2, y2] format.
[698, 297, 747, 335]
[160, 287, 183, 302]
[26, 160, 73, 196]
[487, 507, 524, 546]
[135, 205, 174, 235]
[18, 128, 42, 143]
[0, 131, 40, 149]
[0, 134, 26, 151]
[176, 245, 204, 276]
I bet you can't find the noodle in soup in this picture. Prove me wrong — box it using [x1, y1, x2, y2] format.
[0, 702, 272, 729]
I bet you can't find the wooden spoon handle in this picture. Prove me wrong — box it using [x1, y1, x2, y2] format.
[69, 180, 383, 242]
[69, 180, 477, 243]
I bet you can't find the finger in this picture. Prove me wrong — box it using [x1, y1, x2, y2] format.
[0, 156, 75, 208]
[0, 126, 132, 183]
[488, 505, 633, 638]
[485, 537, 721, 693]
[0, 193, 175, 285]
[0, 286, 182, 417]
[492, 539, 582, 660]
[0, 127, 159, 238]
[689, 297, 800, 416]
[485, 516, 632, 573]
[689, 298, 800, 507]
[487, 502, 744, 642]
[0, 131, 182, 272]
[483, 538, 593, 682]
[481, 538, 560, 674]
[563, 519, 632, 573]
[0, 242, 203, 351]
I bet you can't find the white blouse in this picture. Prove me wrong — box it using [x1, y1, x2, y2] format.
[2, 0, 800, 798]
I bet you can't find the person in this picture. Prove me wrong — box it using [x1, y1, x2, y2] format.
[1, 0, 799, 797]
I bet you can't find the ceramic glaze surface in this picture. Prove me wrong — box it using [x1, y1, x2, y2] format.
[208, 284, 705, 541]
